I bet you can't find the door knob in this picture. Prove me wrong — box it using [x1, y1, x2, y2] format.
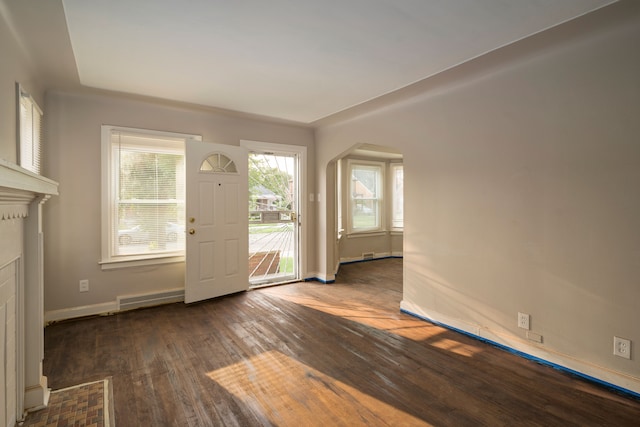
[189, 228, 196, 235]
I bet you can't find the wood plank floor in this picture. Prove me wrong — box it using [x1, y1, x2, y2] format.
[42, 258, 639, 426]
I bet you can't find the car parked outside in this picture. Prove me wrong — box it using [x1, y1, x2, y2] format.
[118, 222, 183, 245]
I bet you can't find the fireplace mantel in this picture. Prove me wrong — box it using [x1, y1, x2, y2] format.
[0, 158, 58, 419]
[0, 158, 58, 207]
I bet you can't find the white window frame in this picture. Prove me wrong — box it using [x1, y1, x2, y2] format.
[347, 159, 385, 234]
[100, 125, 201, 270]
[16, 83, 43, 174]
[336, 158, 343, 236]
[390, 162, 404, 230]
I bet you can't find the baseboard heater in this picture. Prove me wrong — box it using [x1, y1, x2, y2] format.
[117, 289, 184, 311]
[362, 252, 375, 260]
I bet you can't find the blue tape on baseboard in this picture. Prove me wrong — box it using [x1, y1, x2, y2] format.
[400, 308, 640, 401]
[304, 277, 335, 284]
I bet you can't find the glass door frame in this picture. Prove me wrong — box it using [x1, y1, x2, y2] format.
[241, 140, 307, 286]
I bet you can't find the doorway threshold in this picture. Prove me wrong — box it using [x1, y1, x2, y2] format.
[250, 279, 301, 290]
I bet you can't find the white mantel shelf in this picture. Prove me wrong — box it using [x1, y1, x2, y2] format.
[0, 158, 58, 197]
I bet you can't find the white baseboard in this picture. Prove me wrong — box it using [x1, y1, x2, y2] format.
[45, 301, 118, 324]
[340, 251, 392, 264]
[400, 300, 640, 397]
[45, 288, 185, 324]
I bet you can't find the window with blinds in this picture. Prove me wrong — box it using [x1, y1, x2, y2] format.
[348, 160, 384, 233]
[17, 84, 43, 174]
[391, 163, 404, 229]
[101, 126, 199, 266]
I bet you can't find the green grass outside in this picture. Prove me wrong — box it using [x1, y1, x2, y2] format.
[279, 256, 294, 274]
[353, 215, 376, 229]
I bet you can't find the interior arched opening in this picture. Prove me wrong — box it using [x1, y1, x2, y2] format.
[326, 142, 403, 287]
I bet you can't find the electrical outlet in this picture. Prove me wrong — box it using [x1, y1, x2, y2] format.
[79, 279, 89, 293]
[613, 336, 631, 359]
[518, 312, 530, 330]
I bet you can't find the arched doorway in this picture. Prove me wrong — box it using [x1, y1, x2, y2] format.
[329, 143, 403, 276]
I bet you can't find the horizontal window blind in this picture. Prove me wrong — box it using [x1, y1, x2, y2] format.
[391, 164, 404, 229]
[110, 130, 186, 257]
[18, 86, 43, 174]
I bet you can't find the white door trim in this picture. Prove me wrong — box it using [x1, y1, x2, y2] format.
[241, 140, 307, 281]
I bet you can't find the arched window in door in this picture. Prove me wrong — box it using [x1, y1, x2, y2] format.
[200, 153, 237, 173]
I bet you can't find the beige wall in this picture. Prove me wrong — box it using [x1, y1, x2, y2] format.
[315, 2, 640, 389]
[338, 233, 402, 263]
[44, 90, 315, 312]
[0, 5, 44, 163]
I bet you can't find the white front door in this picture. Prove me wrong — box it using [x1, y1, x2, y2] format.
[185, 141, 248, 304]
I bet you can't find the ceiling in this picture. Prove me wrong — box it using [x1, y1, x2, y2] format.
[350, 144, 403, 160]
[9, 1, 618, 124]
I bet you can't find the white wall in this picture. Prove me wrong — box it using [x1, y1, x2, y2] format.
[315, 2, 640, 392]
[44, 90, 315, 314]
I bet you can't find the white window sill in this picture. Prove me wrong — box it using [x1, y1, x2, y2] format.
[346, 229, 403, 238]
[99, 254, 185, 270]
[346, 230, 387, 238]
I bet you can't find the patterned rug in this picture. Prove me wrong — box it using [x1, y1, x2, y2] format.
[22, 379, 114, 427]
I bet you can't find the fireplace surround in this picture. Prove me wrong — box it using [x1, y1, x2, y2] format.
[0, 159, 58, 425]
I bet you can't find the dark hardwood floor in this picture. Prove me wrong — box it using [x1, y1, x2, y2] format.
[42, 258, 639, 426]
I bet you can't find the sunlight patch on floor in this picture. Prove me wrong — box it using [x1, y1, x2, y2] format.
[207, 350, 432, 426]
[428, 337, 483, 357]
[265, 291, 482, 357]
